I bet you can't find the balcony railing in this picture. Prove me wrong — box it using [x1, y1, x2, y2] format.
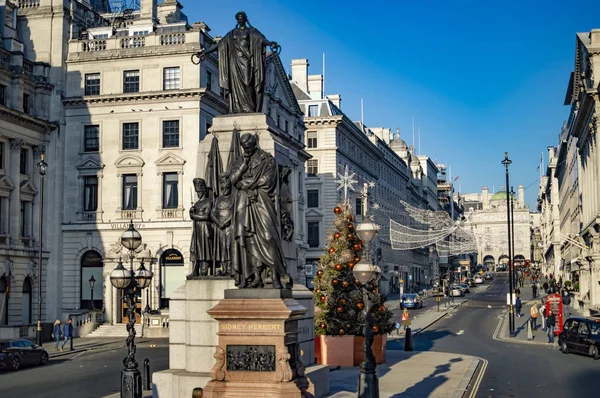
[23, 60, 34, 76]
[21, 236, 34, 248]
[120, 36, 146, 49]
[83, 40, 107, 52]
[18, 0, 40, 8]
[0, 48, 11, 65]
[160, 33, 186, 45]
[157, 208, 185, 220]
[117, 209, 143, 220]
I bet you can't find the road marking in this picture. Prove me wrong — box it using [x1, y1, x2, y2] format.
[457, 330, 465, 335]
[467, 358, 489, 398]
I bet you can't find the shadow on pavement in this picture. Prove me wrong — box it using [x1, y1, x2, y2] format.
[389, 357, 463, 398]
[387, 329, 455, 353]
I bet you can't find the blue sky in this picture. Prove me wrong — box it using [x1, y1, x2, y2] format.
[183, 0, 600, 209]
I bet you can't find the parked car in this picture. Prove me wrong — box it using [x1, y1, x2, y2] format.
[449, 287, 464, 297]
[474, 275, 484, 284]
[466, 279, 477, 287]
[458, 283, 470, 294]
[558, 316, 600, 359]
[484, 273, 493, 280]
[0, 339, 49, 371]
[401, 293, 424, 309]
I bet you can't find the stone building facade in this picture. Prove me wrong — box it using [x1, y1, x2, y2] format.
[463, 185, 531, 269]
[290, 58, 442, 294]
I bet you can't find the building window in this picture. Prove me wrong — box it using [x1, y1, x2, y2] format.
[21, 277, 32, 325]
[122, 122, 139, 150]
[307, 131, 317, 148]
[306, 159, 318, 177]
[355, 197, 363, 217]
[20, 201, 31, 237]
[22, 93, 30, 114]
[206, 70, 212, 91]
[133, 30, 148, 36]
[0, 84, 6, 106]
[83, 176, 98, 211]
[122, 174, 138, 210]
[307, 221, 319, 248]
[308, 105, 318, 117]
[19, 148, 28, 175]
[84, 125, 100, 152]
[123, 70, 140, 93]
[84, 73, 100, 96]
[162, 120, 180, 148]
[0, 276, 8, 325]
[307, 190, 319, 208]
[163, 67, 180, 90]
[80, 250, 103, 310]
[0, 142, 4, 169]
[162, 172, 178, 209]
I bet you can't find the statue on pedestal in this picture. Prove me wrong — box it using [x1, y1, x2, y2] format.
[192, 11, 280, 114]
[229, 133, 292, 289]
[211, 173, 234, 276]
[189, 178, 214, 277]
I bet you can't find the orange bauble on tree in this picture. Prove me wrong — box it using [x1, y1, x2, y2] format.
[334, 264, 343, 271]
[328, 247, 336, 254]
[334, 206, 343, 215]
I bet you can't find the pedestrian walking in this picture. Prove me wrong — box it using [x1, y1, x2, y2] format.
[401, 308, 411, 331]
[543, 281, 549, 294]
[52, 320, 63, 351]
[532, 283, 538, 298]
[539, 301, 546, 331]
[61, 318, 74, 351]
[515, 297, 523, 318]
[530, 303, 539, 331]
[562, 290, 571, 317]
[546, 309, 556, 344]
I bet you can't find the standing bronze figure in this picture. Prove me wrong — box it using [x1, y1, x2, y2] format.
[211, 173, 234, 276]
[192, 11, 280, 114]
[189, 178, 214, 277]
[229, 134, 292, 289]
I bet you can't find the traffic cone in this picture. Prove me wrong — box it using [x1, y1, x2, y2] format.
[527, 320, 533, 341]
[404, 327, 413, 351]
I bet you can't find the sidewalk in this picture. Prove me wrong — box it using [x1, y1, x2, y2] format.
[48, 336, 168, 358]
[494, 281, 582, 346]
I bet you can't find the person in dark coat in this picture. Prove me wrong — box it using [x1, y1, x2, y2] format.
[61, 318, 74, 351]
[546, 309, 556, 343]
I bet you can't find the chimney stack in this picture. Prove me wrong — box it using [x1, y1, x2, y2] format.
[482, 186, 489, 210]
[518, 184, 525, 207]
[307, 74, 323, 99]
[291, 59, 309, 94]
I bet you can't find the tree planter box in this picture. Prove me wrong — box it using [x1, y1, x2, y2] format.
[315, 335, 387, 367]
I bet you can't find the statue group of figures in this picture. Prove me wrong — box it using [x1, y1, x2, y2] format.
[190, 134, 293, 290]
[226, 346, 276, 372]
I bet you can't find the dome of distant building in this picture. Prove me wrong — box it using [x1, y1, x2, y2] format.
[489, 191, 514, 202]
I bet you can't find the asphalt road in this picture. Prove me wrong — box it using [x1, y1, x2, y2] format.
[0, 344, 169, 398]
[395, 273, 600, 397]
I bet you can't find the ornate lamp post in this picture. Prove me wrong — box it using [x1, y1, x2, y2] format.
[502, 152, 515, 336]
[110, 221, 153, 398]
[89, 275, 96, 310]
[36, 154, 47, 346]
[510, 186, 516, 288]
[354, 214, 380, 398]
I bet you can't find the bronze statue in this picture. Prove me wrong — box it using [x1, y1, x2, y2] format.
[229, 133, 292, 289]
[192, 11, 280, 114]
[279, 165, 294, 241]
[211, 173, 234, 276]
[189, 178, 214, 276]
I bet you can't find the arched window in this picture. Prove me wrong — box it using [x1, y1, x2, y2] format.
[159, 249, 185, 309]
[22, 277, 32, 324]
[80, 250, 103, 310]
[0, 276, 8, 325]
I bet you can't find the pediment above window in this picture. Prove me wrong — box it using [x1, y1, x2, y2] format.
[0, 175, 15, 197]
[20, 180, 37, 201]
[77, 157, 105, 171]
[115, 154, 145, 168]
[305, 208, 324, 218]
[155, 153, 186, 167]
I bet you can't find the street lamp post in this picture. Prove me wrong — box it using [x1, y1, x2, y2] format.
[36, 154, 47, 347]
[510, 186, 516, 288]
[89, 275, 96, 310]
[502, 152, 515, 337]
[110, 221, 153, 398]
[354, 214, 381, 398]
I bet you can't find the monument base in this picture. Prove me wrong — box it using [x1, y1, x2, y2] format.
[200, 290, 312, 397]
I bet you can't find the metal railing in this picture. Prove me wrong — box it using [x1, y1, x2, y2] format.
[18, 0, 40, 7]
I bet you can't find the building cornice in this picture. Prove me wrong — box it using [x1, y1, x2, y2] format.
[304, 115, 344, 126]
[0, 105, 57, 134]
[62, 88, 228, 113]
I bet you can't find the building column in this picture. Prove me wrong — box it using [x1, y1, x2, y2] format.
[8, 140, 22, 244]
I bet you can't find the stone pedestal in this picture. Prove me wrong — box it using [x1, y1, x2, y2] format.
[201, 289, 312, 397]
[153, 278, 236, 398]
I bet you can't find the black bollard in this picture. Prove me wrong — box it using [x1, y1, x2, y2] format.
[404, 327, 413, 351]
[70, 336, 73, 351]
[143, 358, 151, 391]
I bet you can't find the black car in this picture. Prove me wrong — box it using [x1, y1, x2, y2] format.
[0, 339, 49, 370]
[558, 316, 600, 360]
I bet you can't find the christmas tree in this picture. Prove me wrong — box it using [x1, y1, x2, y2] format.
[314, 203, 394, 336]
